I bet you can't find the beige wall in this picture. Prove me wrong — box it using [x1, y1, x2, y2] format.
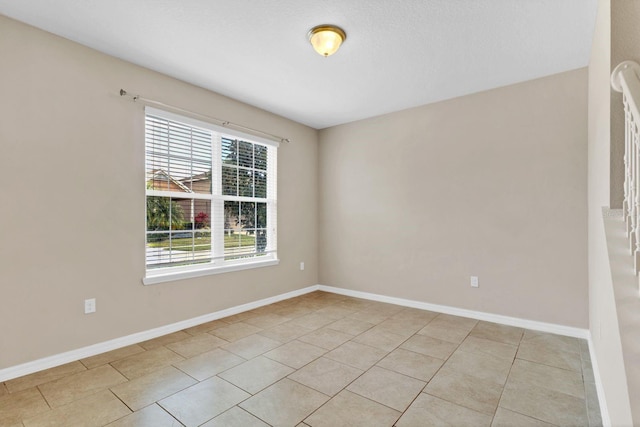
[319, 69, 588, 328]
[0, 16, 318, 369]
[591, 0, 635, 424]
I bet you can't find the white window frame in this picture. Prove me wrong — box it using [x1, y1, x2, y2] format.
[143, 107, 278, 285]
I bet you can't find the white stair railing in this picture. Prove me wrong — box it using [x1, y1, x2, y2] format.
[612, 60, 640, 275]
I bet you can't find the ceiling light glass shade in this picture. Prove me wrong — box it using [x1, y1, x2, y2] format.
[308, 25, 346, 57]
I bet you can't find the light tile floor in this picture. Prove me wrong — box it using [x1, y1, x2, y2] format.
[0, 291, 602, 426]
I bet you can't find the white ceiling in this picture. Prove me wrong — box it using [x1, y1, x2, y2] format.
[0, 0, 597, 129]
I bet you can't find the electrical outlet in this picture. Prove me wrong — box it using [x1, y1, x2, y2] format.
[470, 276, 479, 288]
[300, 262, 305, 271]
[84, 298, 96, 314]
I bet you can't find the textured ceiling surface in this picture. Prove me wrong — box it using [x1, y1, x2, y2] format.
[0, 0, 597, 129]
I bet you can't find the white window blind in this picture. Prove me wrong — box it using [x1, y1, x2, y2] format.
[144, 107, 277, 280]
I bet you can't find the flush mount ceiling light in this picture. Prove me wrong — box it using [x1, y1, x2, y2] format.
[308, 24, 347, 57]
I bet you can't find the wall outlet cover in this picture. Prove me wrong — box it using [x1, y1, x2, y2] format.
[470, 276, 479, 288]
[84, 298, 96, 314]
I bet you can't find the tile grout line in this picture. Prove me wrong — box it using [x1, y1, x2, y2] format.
[157, 403, 187, 427]
[34, 384, 53, 411]
[233, 301, 362, 425]
[230, 305, 449, 424]
[495, 336, 576, 426]
[490, 332, 522, 426]
[297, 313, 445, 425]
[401, 321, 479, 421]
[252, 311, 458, 425]
[107, 388, 136, 417]
[282, 313, 404, 424]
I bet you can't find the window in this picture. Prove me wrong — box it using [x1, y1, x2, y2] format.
[144, 107, 278, 284]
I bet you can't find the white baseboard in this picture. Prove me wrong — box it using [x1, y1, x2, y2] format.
[320, 285, 606, 420]
[0, 285, 320, 383]
[317, 285, 590, 339]
[1, 283, 591, 383]
[588, 334, 611, 427]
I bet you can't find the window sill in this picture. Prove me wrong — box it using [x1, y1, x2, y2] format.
[142, 258, 279, 285]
